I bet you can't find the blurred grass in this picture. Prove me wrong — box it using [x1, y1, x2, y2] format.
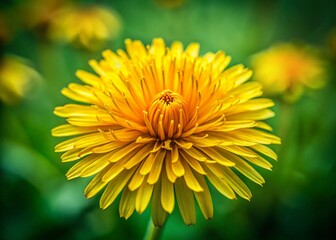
[1, 0, 336, 239]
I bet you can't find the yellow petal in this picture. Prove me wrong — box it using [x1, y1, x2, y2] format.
[203, 164, 236, 199]
[170, 41, 183, 58]
[74, 133, 110, 149]
[100, 168, 136, 209]
[230, 98, 274, 113]
[52, 124, 98, 137]
[165, 152, 177, 183]
[80, 155, 111, 178]
[125, 39, 147, 59]
[109, 143, 143, 163]
[61, 148, 85, 162]
[182, 161, 203, 192]
[216, 134, 256, 146]
[220, 120, 256, 132]
[180, 150, 206, 174]
[84, 168, 110, 198]
[119, 188, 136, 219]
[199, 147, 235, 166]
[228, 109, 275, 121]
[152, 183, 167, 227]
[161, 168, 174, 213]
[128, 165, 145, 191]
[140, 153, 156, 175]
[55, 132, 104, 152]
[149, 38, 166, 57]
[230, 82, 263, 101]
[174, 139, 193, 149]
[147, 150, 166, 184]
[243, 155, 273, 170]
[171, 144, 179, 162]
[171, 157, 185, 177]
[175, 177, 196, 225]
[123, 143, 154, 169]
[233, 69, 253, 87]
[182, 147, 207, 162]
[103, 129, 144, 142]
[222, 167, 252, 200]
[219, 145, 258, 158]
[66, 154, 108, 179]
[223, 151, 265, 185]
[230, 129, 281, 145]
[102, 157, 128, 182]
[186, 134, 223, 147]
[89, 59, 109, 78]
[135, 180, 154, 214]
[102, 49, 124, 69]
[185, 43, 200, 58]
[76, 70, 102, 87]
[92, 142, 129, 154]
[61, 83, 100, 105]
[204, 51, 230, 73]
[250, 144, 278, 160]
[254, 121, 273, 131]
[193, 173, 213, 220]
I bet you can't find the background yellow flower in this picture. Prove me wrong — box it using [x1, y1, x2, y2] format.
[251, 43, 327, 102]
[48, 5, 122, 50]
[0, 55, 40, 105]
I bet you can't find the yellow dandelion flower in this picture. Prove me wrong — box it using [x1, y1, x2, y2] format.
[251, 43, 326, 102]
[0, 55, 40, 105]
[48, 5, 122, 50]
[52, 38, 280, 226]
[20, 0, 67, 33]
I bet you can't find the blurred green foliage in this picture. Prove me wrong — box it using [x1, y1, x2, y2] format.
[1, 0, 336, 239]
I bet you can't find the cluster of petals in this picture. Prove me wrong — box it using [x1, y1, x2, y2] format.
[52, 38, 280, 226]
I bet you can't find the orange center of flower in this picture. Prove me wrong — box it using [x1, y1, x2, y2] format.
[148, 90, 189, 141]
[159, 90, 175, 105]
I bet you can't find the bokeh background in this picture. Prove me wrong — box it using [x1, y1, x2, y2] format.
[1, 0, 336, 239]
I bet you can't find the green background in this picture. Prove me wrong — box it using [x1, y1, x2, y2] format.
[1, 0, 336, 239]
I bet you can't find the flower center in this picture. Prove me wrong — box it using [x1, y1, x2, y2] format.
[159, 90, 175, 105]
[148, 90, 189, 140]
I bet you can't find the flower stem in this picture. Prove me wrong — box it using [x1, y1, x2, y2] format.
[143, 218, 163, 240]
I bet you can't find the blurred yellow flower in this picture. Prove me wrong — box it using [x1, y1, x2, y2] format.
[20, 0, 68, 34]
[48, 5, 122, 50]
[52, 38, 280, 226]
[0, 56, 40, 105]
[251, 43, 326, 102]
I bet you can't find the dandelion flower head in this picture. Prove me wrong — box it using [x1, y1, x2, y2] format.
[52, 38, 280, 226]
[251, 43, 326, 102]
[0, 55, 40, 105]
[48, 5, 122, 50]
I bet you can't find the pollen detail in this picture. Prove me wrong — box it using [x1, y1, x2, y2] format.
[159, 90, 175, 104]
[147, 90, 189, 140]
